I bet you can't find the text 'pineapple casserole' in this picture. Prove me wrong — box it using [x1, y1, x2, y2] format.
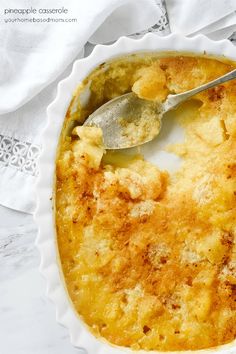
[56, 54, 236, 351]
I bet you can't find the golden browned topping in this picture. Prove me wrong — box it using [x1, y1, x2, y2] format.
[56, 54, 236, 351]
[132, 63, 168, 101]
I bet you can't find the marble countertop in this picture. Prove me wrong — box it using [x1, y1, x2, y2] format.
[0, 205, 85, 354]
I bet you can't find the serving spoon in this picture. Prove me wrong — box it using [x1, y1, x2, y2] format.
[84, 69, 236, 149]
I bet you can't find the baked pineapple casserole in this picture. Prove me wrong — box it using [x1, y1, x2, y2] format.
[56, 54, 236, 351]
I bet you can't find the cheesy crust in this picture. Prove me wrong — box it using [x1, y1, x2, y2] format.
[56, 55, 236, 351]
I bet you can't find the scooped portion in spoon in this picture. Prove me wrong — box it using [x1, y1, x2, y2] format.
[118, 99, 162, 147]
[84, 68, 236, 149]
[84, 93, 163, 149]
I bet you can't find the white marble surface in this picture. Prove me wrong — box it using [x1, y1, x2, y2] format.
[0, 205, 86, 354]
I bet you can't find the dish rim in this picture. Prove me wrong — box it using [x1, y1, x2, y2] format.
[35, 32, 236, 354]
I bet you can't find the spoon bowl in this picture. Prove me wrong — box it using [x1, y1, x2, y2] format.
[84, 92, 163, 149]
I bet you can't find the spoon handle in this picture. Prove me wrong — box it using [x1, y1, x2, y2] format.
[163, 68, 236, 111]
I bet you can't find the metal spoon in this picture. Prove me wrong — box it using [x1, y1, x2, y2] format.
[84, 68, 236, 149]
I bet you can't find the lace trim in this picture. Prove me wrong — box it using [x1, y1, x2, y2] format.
[130, 0, 170, 38]
[0, 134, 41, 177]
[151, 0, 169, 33]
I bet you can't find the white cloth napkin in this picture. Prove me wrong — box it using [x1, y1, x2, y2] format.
[0, 0, 160, 114]
[166, 0, 236, 36]
[0, 0, 236, 214]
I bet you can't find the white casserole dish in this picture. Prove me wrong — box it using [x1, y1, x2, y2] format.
[35, 33, 236, 354]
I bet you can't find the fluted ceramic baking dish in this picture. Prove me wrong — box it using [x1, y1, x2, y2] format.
[35, 33, 236, 354]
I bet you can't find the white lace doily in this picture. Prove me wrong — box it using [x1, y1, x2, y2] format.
[0, 135, 40, 177]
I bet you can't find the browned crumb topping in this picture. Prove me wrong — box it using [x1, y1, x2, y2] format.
[56, 55, 236, 351]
